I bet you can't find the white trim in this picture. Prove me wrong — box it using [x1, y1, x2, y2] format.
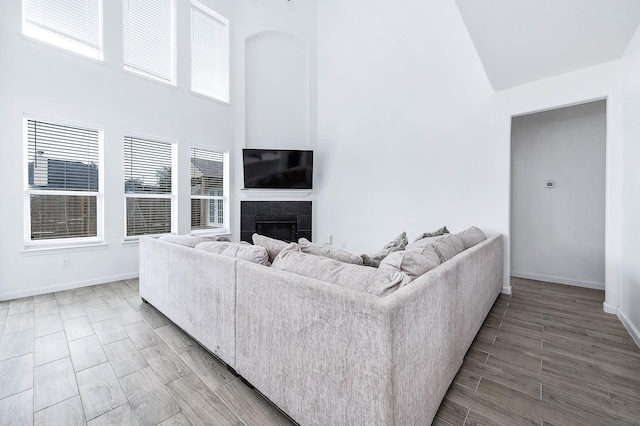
[511, 272, 605, 290]
[603, 301, 618, 314]
[501, 285, 512, 295]
[617, 308, 640, 349]
[0, 272, 138, 301]
[20, 242, 107, 256]
[240, 189, 312, 197]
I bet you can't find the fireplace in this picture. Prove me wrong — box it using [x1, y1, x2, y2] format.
[241, 201, 311, 243]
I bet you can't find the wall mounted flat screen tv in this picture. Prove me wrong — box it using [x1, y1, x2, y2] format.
[243, 149, 313, 189]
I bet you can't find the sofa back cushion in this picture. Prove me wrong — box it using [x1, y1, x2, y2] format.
[457, 226, 487, 249]
[159, 234, 228, 248]
[378, 250, 441, 281]
[252, 233, 288, 263]
[196, 241, 270, 265]
[298, 238, 363, 265]
[272, 243, 410, 297]
[412, 226, 449, 242]
[406, 233, 465, 263]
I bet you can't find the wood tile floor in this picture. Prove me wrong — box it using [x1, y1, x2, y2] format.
[0, 279, 295, 426]
[1, 277, 638, 425]
[434, 277, 640, 426]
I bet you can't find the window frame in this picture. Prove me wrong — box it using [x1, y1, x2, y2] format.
[190, 0, 230, 104]
[190, 144, 229, 235]
[23, 114, 105, 248]
[122, 0, 177, 86]
[123, 132, 177, 240]
[22, 0, 104, 61]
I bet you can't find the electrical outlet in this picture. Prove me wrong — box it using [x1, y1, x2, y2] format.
[61, 258, 70, 268]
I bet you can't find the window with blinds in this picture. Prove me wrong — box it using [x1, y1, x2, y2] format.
[190, 147, 227, 232]
[191, 1, 229, 103]
[123, 0, 176, 85]
[124, 135, 174, 237]
[22, 0, 103, 60]
[25, 117, 102, 244]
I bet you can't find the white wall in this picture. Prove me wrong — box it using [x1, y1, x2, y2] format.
[0, 0, 235, 299]
[620, 25, 640, 345]
[232, 0, 318, 239]
[511, 101, 606, 289]
[315, 0, 507, 269]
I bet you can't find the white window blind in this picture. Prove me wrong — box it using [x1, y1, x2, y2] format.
[190, 147, 226, 231]
[23, 0, 103, 60]
[191, 1, 229, 103]
[25, 117, 102, 243]
[123, 0, 175, 84]
[124, 135, 174, 237]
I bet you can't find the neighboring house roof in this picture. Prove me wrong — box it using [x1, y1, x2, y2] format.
[191, 157, 223, 178]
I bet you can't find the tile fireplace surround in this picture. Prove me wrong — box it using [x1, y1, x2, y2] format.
[240, 201, 311, 243]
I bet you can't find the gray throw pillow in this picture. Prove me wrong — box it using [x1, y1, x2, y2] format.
[298, 238, 363, 265]
[457, 226, 487, 249]
[273, 244, 410, 297]
[252, 233, 288, 263]
[194, 241, 234, 254]
[412, 226, 449, 242]
[378, 250, 440, 281]
[159, 234, 224, 248]
[361, 232, 408, 268]
[189, 233, 231, 242]
[406, 233, 465, 263]
[196, 241, 269, 265]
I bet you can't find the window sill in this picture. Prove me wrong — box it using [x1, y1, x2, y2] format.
[21, 242, 107, 256]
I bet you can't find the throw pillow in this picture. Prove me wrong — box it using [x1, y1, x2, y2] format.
[273, 243, 410, 297]
[378, 250, 441, 281]
[252, 233, 288, 263]
[412, 226, 449, 242]
[195, 241, 270, 265]
[361, 232, 408, 268]
[298, 238, 363, 265]
[406, 233, 465, 263]
[158, 235, 221, 248]
[457, 226, 487, 249]
[194, 241, 233, 254]
[189, 233, 231, 242]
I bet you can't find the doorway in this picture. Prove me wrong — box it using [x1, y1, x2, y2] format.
[510, 100, 606, 289]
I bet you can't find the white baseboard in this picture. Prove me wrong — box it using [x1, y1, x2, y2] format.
[0, 272, 139, 301]
[603, 301, 618, 314]
[617, 308, 640, 349]
[501, 285, 512, 295]
[511, 272, 605, 290]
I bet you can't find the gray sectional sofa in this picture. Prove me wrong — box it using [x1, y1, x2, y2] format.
[139, 233, 503, 425]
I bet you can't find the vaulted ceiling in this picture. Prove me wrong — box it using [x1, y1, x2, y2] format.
[455, 0, 640, 90]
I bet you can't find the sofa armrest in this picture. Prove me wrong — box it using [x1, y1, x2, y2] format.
[139, 237, 237, 366]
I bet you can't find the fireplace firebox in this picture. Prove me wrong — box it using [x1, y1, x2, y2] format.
[241, 201, 311, 243]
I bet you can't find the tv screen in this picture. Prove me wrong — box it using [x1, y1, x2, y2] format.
[243, 149, 313, 189]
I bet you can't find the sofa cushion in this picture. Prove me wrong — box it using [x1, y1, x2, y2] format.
[378, 250, 441, 281]
[457, 226, 487, 249]
[406, 233, 465, 263]
[252, 233, 288, 263]
[196, 241, 269, 265]
[298, 238, 363, 265]
[412, 226, 449, 242]
[273, 243, 410, 297]
[361, 232, 408, 267]
[159, 234, 229, 248]
[194, 241, 234, 254]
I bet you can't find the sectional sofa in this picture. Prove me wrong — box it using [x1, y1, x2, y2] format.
[139, 231, 503, 425]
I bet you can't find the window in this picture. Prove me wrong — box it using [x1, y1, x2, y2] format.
[191, 1, 229, 103]
[24, 116, 103, 245]
[124, 135, 175, 237]
[22, 0, 103, 60]
[190, 147, 228, 232]
[123, 0, 176, 84]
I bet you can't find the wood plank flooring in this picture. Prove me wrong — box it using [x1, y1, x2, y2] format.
[434, 277, 640, 426]
[0, 277, 638, 425]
